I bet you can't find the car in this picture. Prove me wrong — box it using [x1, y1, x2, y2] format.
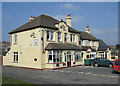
[92, 57, 114, 68]
[113, 59, 120, 73]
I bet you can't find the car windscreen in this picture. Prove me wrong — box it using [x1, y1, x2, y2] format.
[115, 61, 120, 66]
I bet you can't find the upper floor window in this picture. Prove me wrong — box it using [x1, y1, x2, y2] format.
[34, 39, 38, 46]
[85, 40, 90, 46]
[92, 41, 94, 46]
[64, 33, 68, 42]
[14, 34, 17, 44]
[58, 32, 62, 42]
[60, 25, 65, 31]
[80, 40, 83, 46]
[70, 34, 75, 43]
[47, 31, 54, 41]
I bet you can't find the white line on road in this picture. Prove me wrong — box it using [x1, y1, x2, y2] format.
[85, 72, 92, 75]
[48, 69, 118, 78]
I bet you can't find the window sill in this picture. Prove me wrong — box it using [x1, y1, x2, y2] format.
[46, 62, 64, 64]
[64, 42, 69, 43]
[58, 41, 62, 43]
[47, 40, 55, 42]
[13, 43, 17, 45]
[71, 42, 76, 44]
[75, 60, 82, 62]
[13, 61, 18, 63]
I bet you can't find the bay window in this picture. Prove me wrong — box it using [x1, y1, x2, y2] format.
[47, 31, 54, 41]
[75, 51, 82, 61]
[85, 40, 90, 46]
[48, 51, 52, 63]
[92, 41, 94, 46]
[48, 50, 62, 63]
[70, 34, 75, 43]
[81, 40, 83, 46]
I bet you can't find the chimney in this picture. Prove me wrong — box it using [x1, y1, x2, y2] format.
[66, 14, 72, 27]
[85, 25, 90, 33]
[29, 16, 36, 22]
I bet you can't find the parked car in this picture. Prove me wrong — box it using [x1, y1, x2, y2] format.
[113, 59, 120, 73]
[92, 57, 114, 68]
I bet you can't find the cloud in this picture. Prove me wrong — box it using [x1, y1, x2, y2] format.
[54, 15, 85, 24]
[91, 28, 118, 35]
[90, 28, 118, 45]
[63, 3, 74, 9]
[72, 16, 85, 24]
[54, 15, 66, 21]
[60, 3, 80, 10]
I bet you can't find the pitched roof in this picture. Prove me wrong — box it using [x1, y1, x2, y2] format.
[81, 46, 96, 52]
[9, 14, 81, 34]
[98, 39, 108, 51]
[9, 14, 59, 34]
[45, 43, 81, 50]
[79, 31, 98, 41]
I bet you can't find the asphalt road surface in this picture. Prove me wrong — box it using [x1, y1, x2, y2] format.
[2, 66, 120, 84]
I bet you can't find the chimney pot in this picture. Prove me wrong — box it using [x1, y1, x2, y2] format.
[66, 14, 72, 27]
[29, 16, 36, 22]
[68, 14, 70, 16]
[86, 26, 89, 28]
[61, 19, 63, 21]
[85, 25, 90, 33]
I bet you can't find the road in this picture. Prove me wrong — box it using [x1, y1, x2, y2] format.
[2, 66, 120, 84]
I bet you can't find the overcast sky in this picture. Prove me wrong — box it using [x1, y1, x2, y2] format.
[2, 2, 118, 45]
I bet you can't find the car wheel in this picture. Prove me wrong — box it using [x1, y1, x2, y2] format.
[109, 64, 112, 68]
[95, 63, 98, 67]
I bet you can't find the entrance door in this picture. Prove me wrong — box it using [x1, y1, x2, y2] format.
[66, 52, 71, 67]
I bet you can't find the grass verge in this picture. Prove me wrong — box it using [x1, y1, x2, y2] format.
[2, 76, 38, 85]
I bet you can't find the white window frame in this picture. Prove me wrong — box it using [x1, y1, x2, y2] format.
[75, 51, 82, 61]
[48, 50, 53, 63]
[47, 31, 54, 41]
[14, 34, 17, 44]
[85, 40, 90, 46]
[64, 33, 68, 42]
[48, 50, 62, 63]
[70, 34, 75, 43]
[92, 41, 94, 46]
[81, 40, 83, 46]
[14, 52, 18, 62]
[34, 39, 38, 46]
[98, 52, 105, 57]
[58, 32, 62, 42]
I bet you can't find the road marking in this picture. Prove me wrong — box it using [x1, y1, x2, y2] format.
[99, 75, 108, 77]
[66, 71, 71, 73]
[59, 70, 64, 72]
[78, 72, 84, 74]
[48, 69, 118, 78]
[108, 76, 118, 78]
[85, 72, 92, 75]
[92, 74, 98, 76]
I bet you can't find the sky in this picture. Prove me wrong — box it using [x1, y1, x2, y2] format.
[2, 2, 118, 45]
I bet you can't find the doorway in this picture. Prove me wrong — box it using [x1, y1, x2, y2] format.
[66, 52, 72, 67]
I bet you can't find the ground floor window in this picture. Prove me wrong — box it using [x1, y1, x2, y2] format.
[111, 57, 115, 59]
[90, 52, 96, 58]
[48, 50, 62, 63]
[14, 52, 18, 62]
[75, 51, 82, 61]
[98, 52, 105, 57]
